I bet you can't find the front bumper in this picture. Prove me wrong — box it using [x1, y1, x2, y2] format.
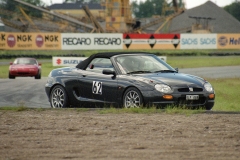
[141, 90, 215, 108]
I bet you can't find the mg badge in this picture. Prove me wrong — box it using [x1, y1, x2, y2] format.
[189, 87, 193, 92]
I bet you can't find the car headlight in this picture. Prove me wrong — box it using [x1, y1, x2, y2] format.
[155, 84, 172, 93]
[204, 83, 213, 92]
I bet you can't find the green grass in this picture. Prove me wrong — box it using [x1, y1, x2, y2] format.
[168, 56, 240, 68]
[209, 78, 240, 111]
[0, 49, 239, 57]
[1, 56, 240, 78]
[0, 106, 29, 111]
[41, 62, 60, 77]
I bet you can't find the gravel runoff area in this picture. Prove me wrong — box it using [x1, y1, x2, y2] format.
[0, 110, 240, 160]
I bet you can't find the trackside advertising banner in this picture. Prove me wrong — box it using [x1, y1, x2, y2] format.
[0, 33, 6, 50]
[53, 57, 87, 66]
[61, 33, 123, 50]
[123, 34, 180, 50]
[180, 34, 217, 49]
[217, 34, 240, 49]
[0, 32, 61, 50]
[53, 56, 167, 66]
[1, 32, 240, 50]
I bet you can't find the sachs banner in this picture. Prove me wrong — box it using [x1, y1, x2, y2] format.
[61, 33, 123, 50]
[123, 34, 180, 50]
[180, 34, 217, 49]
[0, 33, 61, 50]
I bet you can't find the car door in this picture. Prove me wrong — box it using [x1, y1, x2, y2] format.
[77, 58, 118, 104]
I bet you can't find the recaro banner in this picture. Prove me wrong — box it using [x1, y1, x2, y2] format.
[180, 34, 217, 49]
[61, 33, 123, 50]
[123, 34, 180, 50]
[218, 34, 240, 49]
[0, 32, 61, 50]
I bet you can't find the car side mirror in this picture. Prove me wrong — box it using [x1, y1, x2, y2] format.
[10, 62, 13, 65]
[175, 68, 179, 73]
[102, 69, 116, 75]
[38, 63, 41, 66]
[89, 64, 94, 69]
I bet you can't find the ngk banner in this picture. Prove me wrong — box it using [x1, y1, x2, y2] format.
[1, 32, 61, 50]
[0, 32, 6, 50]
[61, 33, 123, 50]
[53, 57, 87, 66]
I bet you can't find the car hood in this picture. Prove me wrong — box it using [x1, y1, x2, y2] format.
[136, 73, 206, 87]
[10, 64, 39, 69]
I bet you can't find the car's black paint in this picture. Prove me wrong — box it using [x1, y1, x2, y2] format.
[45, 52, 215, 109]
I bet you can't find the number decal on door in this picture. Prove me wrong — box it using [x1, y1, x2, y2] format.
[92, 81, 102, 95]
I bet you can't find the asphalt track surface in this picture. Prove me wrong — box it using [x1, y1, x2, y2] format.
[0, 65, 240, 108]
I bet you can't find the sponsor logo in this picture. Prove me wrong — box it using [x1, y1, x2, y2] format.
[229, 37, 240, 45]
[124, 34, 132, 48]
[148, 35, 156, 48]
[63, 60, 82, 64]
[56, 59, 62, 65]
[94, 38, 121, 45]
[218, 36, 228, 46]
[0, 34, 6, 41]
[17, 35, 32, 42]
[7, 34, 16, 48]
[181, 38, 198, 45]
[172, 35, 180, 48]
[36, 35, 44, 47]
[63, 37, 91, 45]
[45, 35, 58, 42]
[200, 38, 216, 45]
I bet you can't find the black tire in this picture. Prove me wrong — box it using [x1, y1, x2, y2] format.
[35, 72, 41, 79]
[123, 87, 143, 108]
[8, 73, 15, 79]
[50, 85, 69, 108]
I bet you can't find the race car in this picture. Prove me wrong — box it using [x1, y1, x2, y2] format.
[9, 57, 41, 79]
[45, 52, 215, 110]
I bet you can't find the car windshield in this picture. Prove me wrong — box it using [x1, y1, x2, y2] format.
[14, 58, 37, 65]
[115, 55, 176, 74]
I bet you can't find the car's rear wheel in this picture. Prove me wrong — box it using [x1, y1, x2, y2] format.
[123, 87, 143, 108]
[50, 85, 69, 108]
[8, 73, 15, 79]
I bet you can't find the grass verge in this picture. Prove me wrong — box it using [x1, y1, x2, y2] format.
[1, 56, 240, 78]
[209, 78, 240, 111]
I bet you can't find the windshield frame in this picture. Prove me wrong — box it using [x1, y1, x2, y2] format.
[113, 54, 176, 75]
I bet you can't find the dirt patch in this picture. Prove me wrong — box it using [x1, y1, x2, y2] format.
[0, 110, 240, 160]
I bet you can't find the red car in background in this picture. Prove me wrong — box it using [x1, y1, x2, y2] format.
[9, 58, 41, 79]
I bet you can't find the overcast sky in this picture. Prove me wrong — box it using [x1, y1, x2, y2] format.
[42, 0, 235, 9]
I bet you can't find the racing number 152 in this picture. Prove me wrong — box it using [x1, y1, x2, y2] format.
[92, 81, 102, 95]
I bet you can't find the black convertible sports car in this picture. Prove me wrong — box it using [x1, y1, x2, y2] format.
[45, 52, 215, 110]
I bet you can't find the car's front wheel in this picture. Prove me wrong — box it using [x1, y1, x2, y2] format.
[205, 103, 214, 110]
[123, 87, 143, 108]
[8, 73, 15, 79]
[50, 85, 69, 108]
[35, 72, 41, 79]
